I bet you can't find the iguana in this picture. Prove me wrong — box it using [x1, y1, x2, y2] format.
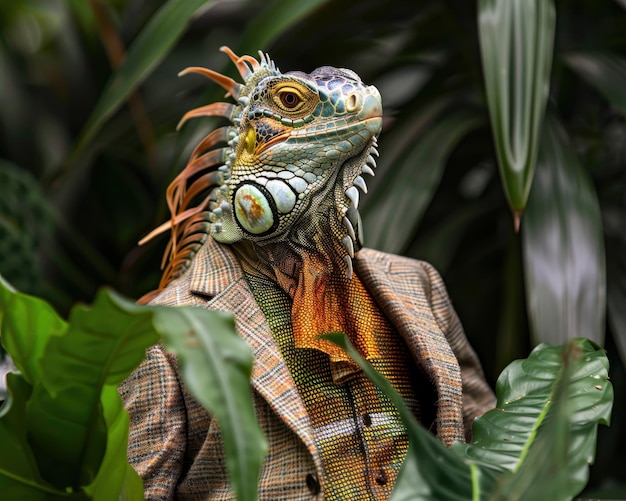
[141, 46, 383, 361]
[133, 47, 493, 499]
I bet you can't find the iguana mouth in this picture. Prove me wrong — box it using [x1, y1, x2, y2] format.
[261, 116, 382, 152]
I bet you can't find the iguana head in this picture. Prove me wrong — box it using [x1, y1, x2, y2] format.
[147, 47, 382, 288]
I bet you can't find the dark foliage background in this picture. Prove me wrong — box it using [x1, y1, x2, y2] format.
[0, 0, 624, 497]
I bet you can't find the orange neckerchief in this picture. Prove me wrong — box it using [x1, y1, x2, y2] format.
[290, 254, 386, 363]
[234, 242, 386, 363]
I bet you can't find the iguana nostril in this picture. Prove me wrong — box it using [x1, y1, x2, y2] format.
[346, 93, 360, 112]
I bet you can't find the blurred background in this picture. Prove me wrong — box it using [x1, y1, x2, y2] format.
[0, 0, 624, 497]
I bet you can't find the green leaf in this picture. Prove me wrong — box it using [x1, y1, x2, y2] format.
[156, 307, 267, 501]
[563, 51, 626, 118]
[0, 374, 91, 500]
[85, 386, 144, 500]
[0, 373, 50, 493]
[0, 274, 66, 383]
[522, 116, 606, 345]
[74, 0, 218, 155]
[478, 0, 555, 216]
[487, 339, 612, 500]
[24, 289, 158, 489]
[461, 338, 612, 499]
[0, 473, 89, 501]
[0, 281, 153, 495]
[363, 111, 482, 254]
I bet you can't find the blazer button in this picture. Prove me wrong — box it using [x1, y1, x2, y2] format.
[306, 473, 320, 495]
[374, 470, 387, 486]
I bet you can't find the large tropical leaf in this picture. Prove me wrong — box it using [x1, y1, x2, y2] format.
[0, 281, 158, 495]
[0, 373, 60, 498]
[85, 386, 144, 501]
[0, 275, 66, 382]
[486, 340, 584, 501]
[323, 333, 612, 500]
[522, 116, 606, 346]
[462, 338, 612, 499]
[478, 0, 555, 221]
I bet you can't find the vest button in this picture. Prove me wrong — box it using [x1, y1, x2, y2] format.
[306, 473, 321, 495]
[374, 470, 387, 486]
[362, 413, 372, 427]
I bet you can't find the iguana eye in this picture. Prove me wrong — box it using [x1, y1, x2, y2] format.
[280, 91, 300, 108]
[274, 87, 305, 111]
[270, 82, 317, 116]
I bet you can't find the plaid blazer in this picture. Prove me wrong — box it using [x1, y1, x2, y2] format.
[119, 238, 495, 500]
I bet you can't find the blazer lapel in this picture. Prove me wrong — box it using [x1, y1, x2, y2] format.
[187, 239, 321, 466]
[355, 249, 465, 445]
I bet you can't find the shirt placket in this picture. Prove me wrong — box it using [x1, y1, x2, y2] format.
[344, 372, 407, 500]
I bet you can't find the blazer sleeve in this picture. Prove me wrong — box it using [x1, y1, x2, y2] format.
[423, 262, 496, 442]
[119, 344, 187, 500]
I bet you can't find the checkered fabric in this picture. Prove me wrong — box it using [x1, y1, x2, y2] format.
[119, 237, 496, 500]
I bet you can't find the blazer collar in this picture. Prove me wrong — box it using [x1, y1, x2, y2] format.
[355, 249, 465, 445]
[189, 237, 243, 297]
